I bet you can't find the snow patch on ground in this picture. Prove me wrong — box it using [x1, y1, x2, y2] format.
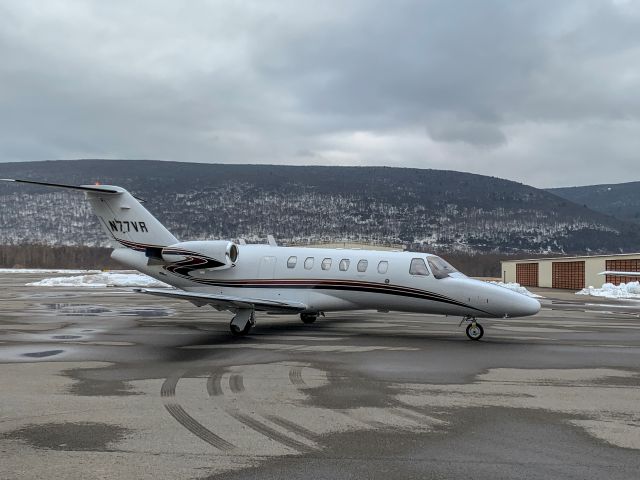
[488, 281, 542, 298]
[577, 282, 640, 299]
[26, 272, 170, 288]
[0, 268, 101, 274]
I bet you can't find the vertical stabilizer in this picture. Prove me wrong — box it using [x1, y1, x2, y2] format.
[83, 185, 178, 250]
[0, 179, 178, 251]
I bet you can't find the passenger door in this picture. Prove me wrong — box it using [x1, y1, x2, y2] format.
[258, 256, 277, 279]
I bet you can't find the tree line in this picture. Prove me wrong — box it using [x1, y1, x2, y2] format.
[0, 244, 119, 269]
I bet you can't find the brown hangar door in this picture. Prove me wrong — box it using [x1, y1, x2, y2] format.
[605, 259, 640, 285]
[516, 263, 539, 287]
[552, 261, 585, 289]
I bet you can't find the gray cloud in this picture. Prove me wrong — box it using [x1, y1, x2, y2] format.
[0, 0, 639, 187]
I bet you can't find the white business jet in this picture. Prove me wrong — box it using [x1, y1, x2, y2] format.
[2, 179, 540, 340]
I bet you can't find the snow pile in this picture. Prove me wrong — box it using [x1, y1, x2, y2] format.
[488, 281, 542, 298]
[576, 282, 640, 299]
[26, 272, 170, 288]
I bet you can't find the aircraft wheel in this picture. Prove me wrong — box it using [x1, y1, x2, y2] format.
[300, 313, 317, 324]
[466, 322, 484, 341]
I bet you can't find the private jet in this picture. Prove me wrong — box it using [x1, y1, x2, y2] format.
[1, 179, 541, 340]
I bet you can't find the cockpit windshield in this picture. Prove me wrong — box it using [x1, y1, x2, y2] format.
[427, 256, 460, 279]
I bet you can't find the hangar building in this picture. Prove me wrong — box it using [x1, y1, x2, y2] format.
[501, 253, 640, 290]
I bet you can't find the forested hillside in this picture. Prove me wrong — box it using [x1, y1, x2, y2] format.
[549, 181, 640, 225]
[2, 160, 639, 255]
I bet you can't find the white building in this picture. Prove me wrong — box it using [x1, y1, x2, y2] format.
[501, 253, 640, 290]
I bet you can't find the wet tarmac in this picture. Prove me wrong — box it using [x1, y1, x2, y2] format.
[1, 272, 639, 479]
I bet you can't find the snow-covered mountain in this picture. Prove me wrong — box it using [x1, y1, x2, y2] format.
[1, 160, 639, 255]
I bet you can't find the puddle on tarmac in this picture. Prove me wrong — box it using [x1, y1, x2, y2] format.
[22, 349, 64, 358]
[45, 304, 112, 315]
[63, 366, 142, 396]
[119, 308, 173, 317]
[40, 304, 174, 318]
[19, 292, 99, 300]
[2, 422, 131, 451]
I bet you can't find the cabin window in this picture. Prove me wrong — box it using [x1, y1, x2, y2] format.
[321, 258, 332, 270]
[357, 259, 368, 272]
[304, 257, 314, 270]
[378, 261, 389, 274]
[287, 256, 297, 268]
[409, 258, 429, 276]
[339, 259, 350, 271]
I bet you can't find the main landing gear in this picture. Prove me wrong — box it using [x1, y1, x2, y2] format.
[230, 309, 255, 336]
[300, 313, 318, 324]
[461, 316, 484, 340]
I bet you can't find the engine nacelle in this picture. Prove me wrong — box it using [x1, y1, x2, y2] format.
[161, 240, 239, 271]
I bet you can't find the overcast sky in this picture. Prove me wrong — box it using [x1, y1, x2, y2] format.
[1, 0, 639, 187]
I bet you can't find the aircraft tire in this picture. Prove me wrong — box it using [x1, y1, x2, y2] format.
[300, 313, 317, 324]
[466, 322, 484, 340]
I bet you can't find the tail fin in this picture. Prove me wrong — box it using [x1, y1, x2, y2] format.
[1, 179, 178, 251]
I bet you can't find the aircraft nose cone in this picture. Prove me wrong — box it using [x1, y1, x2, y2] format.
[511, 294, 541, 317]
[485, 282, 541, 318]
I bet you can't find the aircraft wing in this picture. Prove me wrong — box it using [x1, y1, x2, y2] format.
[134, 288, 308, 313]
[599, 271, 640, 277]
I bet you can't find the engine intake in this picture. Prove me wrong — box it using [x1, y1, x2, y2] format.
[161, 240, 238, 270]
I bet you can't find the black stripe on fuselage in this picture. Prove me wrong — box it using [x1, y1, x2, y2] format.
[165, 256, 226, 276]
[113, 237, 164, 251]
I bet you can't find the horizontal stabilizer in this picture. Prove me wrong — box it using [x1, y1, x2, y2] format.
[1, 178, 121, 194]
[134, 288, 308, 313]
[2, 178, 176, 248]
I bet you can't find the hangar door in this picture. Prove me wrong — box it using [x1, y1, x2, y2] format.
[605, 259, 640, 285]
[552, 261, 585, 290]
[516, 263, 538, 287]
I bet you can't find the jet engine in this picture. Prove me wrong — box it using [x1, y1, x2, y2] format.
[160, 240, 239, 270]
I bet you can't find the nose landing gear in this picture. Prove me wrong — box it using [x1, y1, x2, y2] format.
[460, 315, 484, 340]
[466, 322, 484, 340]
